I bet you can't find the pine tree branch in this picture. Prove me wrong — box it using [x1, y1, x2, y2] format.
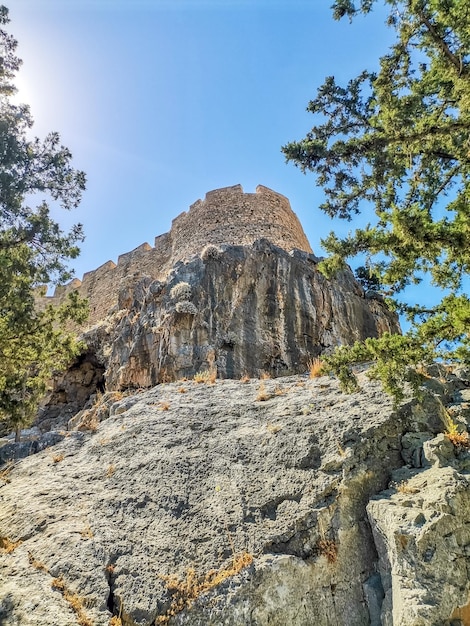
[417, 9, 465, 75]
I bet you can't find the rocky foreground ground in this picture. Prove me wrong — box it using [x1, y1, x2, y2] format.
[1, 369, 470, 626]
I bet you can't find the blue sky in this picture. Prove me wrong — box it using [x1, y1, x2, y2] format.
[11, 0, 394, 282]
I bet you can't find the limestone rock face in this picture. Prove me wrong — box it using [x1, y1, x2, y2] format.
[36, 351, 105, 432]
[67, 240, 398, 402]
[368, 466, 470, 626]
[1, 370, 470, 626]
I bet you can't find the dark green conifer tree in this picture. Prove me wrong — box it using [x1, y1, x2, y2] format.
[283, 0, 470, 400]
[0, 6, 87, 438]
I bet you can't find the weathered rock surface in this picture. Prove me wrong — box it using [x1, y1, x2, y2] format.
[36, 351, 106, 433]
[0, 429, 65, 465]
[368, 466, 470, 626]
[1, 370, 469, 625]
[36, 239, 398, 429]
[98, 240, 398, 386]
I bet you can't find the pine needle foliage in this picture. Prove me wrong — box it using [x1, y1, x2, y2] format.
[283, 0, 470, 400]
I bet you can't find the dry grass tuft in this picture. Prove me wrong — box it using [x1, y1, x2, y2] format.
[106, 464, 116, 478]
[255, 381, 270, 402]
[446, 430, 470, 449]
[260, 371, 271, 380]
[193, 369, 217, 384]
[274, 386, 287, 396]
[0, 536, 22, 553]
[178, 387, 187, 394]
[394, 480, 420, 495]
[240, 375, 250, 384]
[51, 577, 93, 626]
[97, 390, 124, 403]
[28, 552, 48, 571]
[193, 371, 209, 383]
[156, 552, 253, 624]
[80, 412, 99, 433]
[92, 390, 104, 407]
[51, 578, 66, 591]
[52, 453, 65, 463]
[170, 281, 192, 301]
[266, 423, 282, 434]
[159, 401, 171, 411]
[80, 524, 94, 539]
[308, 357, 324, 379]
[192, 352, 218, 384]
[442, 409, 470, 449]
[0, 462, 14, 484]
[201, 244, 222, 261]
[317, 538, 338, 564]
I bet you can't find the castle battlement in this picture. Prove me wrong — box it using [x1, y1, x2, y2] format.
[43, 185, 313, 325]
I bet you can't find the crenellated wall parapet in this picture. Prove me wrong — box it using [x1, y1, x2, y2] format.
[169, 184, 312, 262]
[41, 184, 313, 325]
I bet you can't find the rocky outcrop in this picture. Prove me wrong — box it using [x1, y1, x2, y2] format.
[94, 240, 398, 387]
[1, 368, 469, 625]
[37, 239, 398, 429]
[31, 184, 400, 429]
[368, 465, 470, 626]
[35, 351, 105, 433]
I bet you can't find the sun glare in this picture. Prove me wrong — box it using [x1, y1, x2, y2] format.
[11, 72, 33, 107]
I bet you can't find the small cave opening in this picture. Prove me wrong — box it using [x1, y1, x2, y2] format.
[36, 350, 106, 432]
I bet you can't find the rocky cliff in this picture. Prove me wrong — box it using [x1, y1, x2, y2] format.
[37, 238, 398, 431]
[1, 367, 470, 625]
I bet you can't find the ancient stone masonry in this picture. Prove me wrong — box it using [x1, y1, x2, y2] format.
[44, 185, 313, 325]
[170, 184, 313, 262]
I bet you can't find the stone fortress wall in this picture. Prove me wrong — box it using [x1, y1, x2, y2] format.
[170, 184, 312, 261]
[44, 184, 313, 325]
